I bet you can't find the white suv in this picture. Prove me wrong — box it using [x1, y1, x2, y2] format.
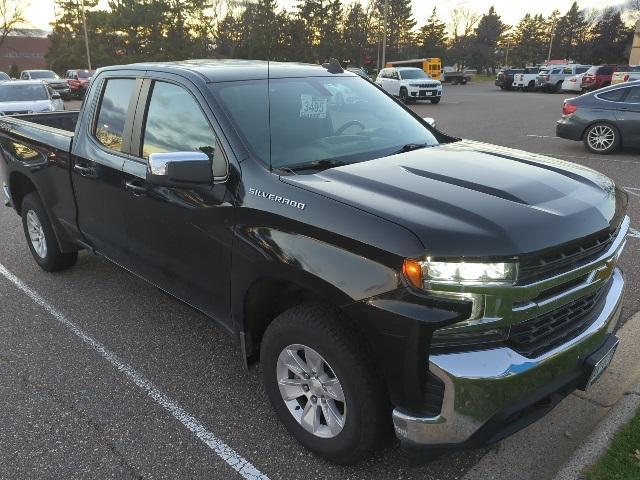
[375, 67, 442, 104]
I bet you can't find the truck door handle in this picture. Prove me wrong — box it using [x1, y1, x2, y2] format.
[125, 180, 149, 196]
[73, 164, 93, 176]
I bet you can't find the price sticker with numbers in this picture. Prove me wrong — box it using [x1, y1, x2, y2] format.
[300, 94, 328, 118]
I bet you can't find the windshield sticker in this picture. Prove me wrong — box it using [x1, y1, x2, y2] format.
[300, 94, 327, 119]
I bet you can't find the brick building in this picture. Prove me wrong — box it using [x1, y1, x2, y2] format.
[0, 29, 51, 76]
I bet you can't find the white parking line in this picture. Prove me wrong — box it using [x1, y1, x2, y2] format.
[0, 263, 270, 480]
[624, 187, 640, 199]
[526, 134, 561, 139]
[629, 228, 640, 239]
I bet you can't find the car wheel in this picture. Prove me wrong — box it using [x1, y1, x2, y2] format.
[399, 88, 409, 104]
[527, 81, 536, 92]
[461, 77, 468, 85]
[430, 97, 441, 104]
[261, 303, 389, 464]
[21, 192, 78, 272]
[583, 123, 621, 155]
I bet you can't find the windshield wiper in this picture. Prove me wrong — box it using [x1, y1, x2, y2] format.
[389, 143, 429, 156]
[284, 159, 349, 173]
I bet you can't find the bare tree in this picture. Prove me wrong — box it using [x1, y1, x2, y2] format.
[0, 0, 27, 50]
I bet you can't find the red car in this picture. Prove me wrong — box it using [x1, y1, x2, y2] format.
[64, 69, 95, 99]
[582, 65, 629, 90]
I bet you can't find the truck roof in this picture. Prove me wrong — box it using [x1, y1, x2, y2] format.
[98, 59, 358, 83]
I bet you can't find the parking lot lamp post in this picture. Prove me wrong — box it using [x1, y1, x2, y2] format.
[381, 0, 388, 67]
[81, 0, 92, 71]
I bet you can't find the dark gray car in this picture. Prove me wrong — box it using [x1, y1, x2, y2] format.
[556, 81, 640, 154]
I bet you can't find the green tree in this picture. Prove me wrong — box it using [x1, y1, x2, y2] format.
[342, 2, 372, 66]
[417, 7, 447, 61]
[374, 0, 416, 60]
[510, 13, 548, 66]
[552, 2, 590, 62]
[471, 6, 508, 73]
[589, 7, 634, 64]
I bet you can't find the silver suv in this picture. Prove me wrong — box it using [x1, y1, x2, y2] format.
[537, 65, 591, 92]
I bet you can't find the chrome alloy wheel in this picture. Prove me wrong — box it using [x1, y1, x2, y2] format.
[276, 344, 346, 438]
[587, 125, 615, 152]
[26, 210, 47, 258]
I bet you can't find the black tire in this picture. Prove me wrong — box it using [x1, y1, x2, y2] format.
[261, 303, 389, 464]
[21, 192, 78, 272]
[554, 81, 563, 93]
[430, 97, 441, 104]
[460, 77, 468, 85]
[399, 88, 409, 104]
[583, 122, 621, 155]
[527, 81, 536, 92]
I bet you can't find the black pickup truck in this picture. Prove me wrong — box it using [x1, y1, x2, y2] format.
[0, 60, 629, 463]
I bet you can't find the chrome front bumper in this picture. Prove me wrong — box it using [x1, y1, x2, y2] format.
[393, 219, 629, 448]
[393, 269, 624, 446]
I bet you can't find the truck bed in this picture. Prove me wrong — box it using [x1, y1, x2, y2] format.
[9, 110, 79, 133]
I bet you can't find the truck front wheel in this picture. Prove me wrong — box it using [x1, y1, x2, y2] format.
[260, 303, 389, 464]
[21, 193, 78, 272]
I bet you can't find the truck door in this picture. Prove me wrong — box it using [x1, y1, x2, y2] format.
[615, 86, 640, 147]
[120, 77, 235, 324]
[71, 76, 141, 264]
[387, 69, 400, 96]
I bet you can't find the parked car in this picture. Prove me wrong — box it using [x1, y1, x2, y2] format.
[0, 60, 629, 464]
[376, 66, 442, 103]
[495, 69, 523, 90]
[0, 80, 64, 115]
[611, 66, 640, 85]
[557, 81, 640, 154]
[581, 65, 629, 91]
[561, 72, 587, 93]
[64, 69, 95, 99]
[537, 65, 591, 93]
[512, 67, 541, 91]
[19, 70, 71, 100]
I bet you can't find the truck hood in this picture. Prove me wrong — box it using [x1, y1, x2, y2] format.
[282, 140, 623, 258]
[0, 100, 52, 113]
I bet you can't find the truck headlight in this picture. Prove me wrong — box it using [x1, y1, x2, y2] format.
[403, 258, 518, 288]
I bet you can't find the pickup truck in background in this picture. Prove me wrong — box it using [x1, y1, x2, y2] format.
[611, 66, 640, 85]
[512, 67, 541, 91]
[495, 69, 523, 90]
[0, 60, 629, 464]
[537, 65, 591, 92]
[582, 65, 629, 91]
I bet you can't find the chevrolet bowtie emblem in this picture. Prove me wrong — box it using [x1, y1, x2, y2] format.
[594, 258, 616, 282]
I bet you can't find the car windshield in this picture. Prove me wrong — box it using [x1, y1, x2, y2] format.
[0, 84, 48, 101]
[210, 76, 439, 170]
[29, 71, 58, 79]
[399, 69, 428, 79]
[77, 70, 94, 78]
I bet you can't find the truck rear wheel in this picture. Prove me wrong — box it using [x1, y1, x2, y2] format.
[260, 303, 389, 464]
[21, 193, 78, 272]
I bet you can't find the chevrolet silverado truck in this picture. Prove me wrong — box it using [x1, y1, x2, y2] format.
[0, 60, 629, 464]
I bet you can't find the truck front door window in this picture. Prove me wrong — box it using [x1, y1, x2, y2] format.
[94, 78, 136, 152]
[141, 81, 216, 161]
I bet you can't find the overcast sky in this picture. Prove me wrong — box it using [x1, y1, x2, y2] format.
[25, 0, 630, 30]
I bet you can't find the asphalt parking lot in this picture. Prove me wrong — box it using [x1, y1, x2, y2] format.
[1, 82, 638, 480]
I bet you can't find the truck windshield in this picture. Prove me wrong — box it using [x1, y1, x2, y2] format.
[210, 76, 438, 170]
[28, 71, 58, 79]
[399, 69, 429, 79]
[0, 84, 48, 102]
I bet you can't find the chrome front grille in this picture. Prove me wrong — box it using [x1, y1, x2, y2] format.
[508, 283, 608, 358]
[430, 216, 629, 358]
[518, 225, 619, 283]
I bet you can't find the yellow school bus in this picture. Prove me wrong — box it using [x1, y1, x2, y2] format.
[385, 58, 442, 80]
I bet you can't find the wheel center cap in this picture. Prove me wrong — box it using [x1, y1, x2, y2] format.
[309, 378, 324, 396]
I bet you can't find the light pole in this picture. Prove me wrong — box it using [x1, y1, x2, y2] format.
[80, 0, 92, 70]
[546, 20, 555, 64]
[381, 0, 388, 67]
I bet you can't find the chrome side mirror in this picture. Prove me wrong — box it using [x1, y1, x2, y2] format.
[423, 117, 436, 128]
[147, 151, 214, 187]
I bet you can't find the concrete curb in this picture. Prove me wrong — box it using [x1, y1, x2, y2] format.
[553, 382, 640, 480]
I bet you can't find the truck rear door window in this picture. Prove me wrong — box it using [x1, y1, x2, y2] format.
[94, 78, 136, 152]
